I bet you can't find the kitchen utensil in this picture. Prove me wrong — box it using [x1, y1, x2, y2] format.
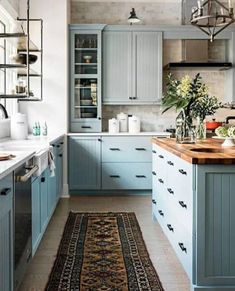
[0, 153, 15, 161]
[83, 55, 92, 63]
[11, 113, 28, 140]
[117, 112, 128, 132]
[108, 118, 119, 133]
[128, 115, 140, 133]
[206, 119, 222, 130]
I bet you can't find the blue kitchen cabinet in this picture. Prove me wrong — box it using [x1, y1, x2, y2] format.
[103, 28, 162, 104]
[69, 136, 101, 190]
[0, 173, 13, 291]
[69, 24, 105, 133]
[31, 176, 41, 256]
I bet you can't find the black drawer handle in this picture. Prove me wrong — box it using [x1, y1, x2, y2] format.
[60, 142, 64, 145]
[158, 210, 164, 216]
[132, 97, 137, 100]
[109, 148, 120, 151]
[81, 126, 91, 129]
[1, 188, 11, 196]
[179, 169, 187, 175]
[167, 188, 174, 195]
[152, 199, 156, 205]
[51, 144, 55, 147]
[152, 150, 156, 154]
[129, 97, 133, 100]
[98, 138, 102, 142]
[158, 155, 164, 159]
[59, 154, 63, 157]
[135, 148, 146, 151]
[179, 242, 187, 253]
[158, 178, 164, 184]
[110, 175, 120, 178]
[179, 201, 187, 208]
[167, 161, 174, 166]
[136, 175, 146, 178]
[41, 177, 46, 183]
[167, 224, 174, 232]
[56, 145, 60, 148]
[152, 171, 157, 176]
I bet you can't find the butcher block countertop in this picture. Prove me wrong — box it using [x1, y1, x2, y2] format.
[152, 137, 235, 165]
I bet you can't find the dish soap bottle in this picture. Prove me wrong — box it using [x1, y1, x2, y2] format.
[32, 123, 37, 136]
[36, 122, 41, 136]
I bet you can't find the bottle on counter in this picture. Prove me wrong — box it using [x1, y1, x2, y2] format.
[32, 123, 37, 136]
[36, 122, 41, 136]
[42, 122, 48, 136]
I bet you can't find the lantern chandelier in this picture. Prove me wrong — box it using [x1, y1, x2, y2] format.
[191, 0, 235, 41]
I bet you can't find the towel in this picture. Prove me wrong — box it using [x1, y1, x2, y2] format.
[48, 146, 56, 177]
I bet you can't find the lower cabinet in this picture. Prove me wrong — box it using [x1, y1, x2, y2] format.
[0, 173, 13, 291]
[69, 135, 152, 191]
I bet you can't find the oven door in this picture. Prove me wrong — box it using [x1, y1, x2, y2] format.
[14, 162, 38, 290]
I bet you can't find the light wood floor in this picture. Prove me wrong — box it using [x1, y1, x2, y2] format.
[19, 196, 190, 291]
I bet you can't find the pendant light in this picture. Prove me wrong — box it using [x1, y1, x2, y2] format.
[128, 8, 140, 25]
[191, 0, 235, 41]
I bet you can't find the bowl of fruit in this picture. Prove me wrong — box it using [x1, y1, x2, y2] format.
[213, 126, 235, 147]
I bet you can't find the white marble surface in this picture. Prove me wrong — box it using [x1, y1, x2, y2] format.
[68, 131, 171, 137]
[0, 134, 65, 180]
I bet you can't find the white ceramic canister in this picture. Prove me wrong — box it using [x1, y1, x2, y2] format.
[108, 118, 119, 133]
[117, 112, 128, 132]
[128, 115, 140, 133]
[11, 113, 28, 140]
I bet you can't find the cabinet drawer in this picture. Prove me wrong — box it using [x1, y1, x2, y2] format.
[102, 137, 152, 162]
[102, 162, 152, 190]
[70, 122, 101, 133]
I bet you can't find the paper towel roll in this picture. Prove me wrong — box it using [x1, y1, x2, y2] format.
[108, 118, 119, 133]
[117, 112, 128, 132]
[128, 115, 140, 133]
[11, 113, 28, 140]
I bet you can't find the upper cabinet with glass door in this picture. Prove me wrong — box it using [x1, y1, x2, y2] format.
[70, 25, 105, 133]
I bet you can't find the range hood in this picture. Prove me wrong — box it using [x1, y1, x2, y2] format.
[166, 40, 232, 70]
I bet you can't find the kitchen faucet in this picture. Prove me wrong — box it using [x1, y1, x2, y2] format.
[0, 103, 8, 119]
[225, 116, 235, 124]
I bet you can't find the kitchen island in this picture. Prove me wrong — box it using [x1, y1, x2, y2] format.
[152, 138, 235, 291]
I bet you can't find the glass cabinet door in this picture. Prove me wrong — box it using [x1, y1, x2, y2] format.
[73, 77, 98, 119]
[74, 34, 98, 75]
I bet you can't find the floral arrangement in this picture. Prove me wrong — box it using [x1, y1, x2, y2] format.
[162, 73, 221, 120]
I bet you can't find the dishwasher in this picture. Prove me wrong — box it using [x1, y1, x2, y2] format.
[14, 159, 38, 290]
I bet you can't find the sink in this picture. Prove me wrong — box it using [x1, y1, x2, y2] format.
[190, 148, 224, 153]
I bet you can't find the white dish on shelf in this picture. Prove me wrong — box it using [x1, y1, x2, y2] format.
[212, 136, 235, 147]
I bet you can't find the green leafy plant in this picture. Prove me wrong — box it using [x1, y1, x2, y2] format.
[162, 73, 221, 119]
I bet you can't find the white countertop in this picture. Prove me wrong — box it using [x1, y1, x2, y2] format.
[0, 133, 65, 180]
[68, 131, 171, 136]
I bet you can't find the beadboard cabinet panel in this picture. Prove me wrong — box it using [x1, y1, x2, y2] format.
[134, 32, 162, 102]
[0, 174, 13, 291]
[103, 31, 131, 104]
[69, 136, 101, 190]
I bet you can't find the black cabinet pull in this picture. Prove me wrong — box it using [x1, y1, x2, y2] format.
[152, 171, 157, 176]
[158, 155, 164, 159]
[167, 188, 174, 195]
[152, 150, 156, 154]
[129, 97, 133, 100]
[152, 199, 156, 204]
[167, 161, 174, 166]
[41, 177, 46, 183]
[51, 144, 55, 147]
[60, 142, 64, 145]
[0, 188, 11, 196]
[136, 175, 146, 178]
[59, 154, 63, 157]
[178, 242, 187, 253]
[56, 145, 60, 148]
[132, 97, 137, 100]
[98, 138, 102, 142]
[109, 148, 120, 151]
[81, 126, 91, 129]
[110, 175, 120, 178]
[158, 210, 164, 216]
[179, 201, 187, 208]
[179, 169, 187, 175]
[158, 178, 164, 184]
[167, 224, 174, 232]
[135, 148, 146, 151]
[98, 117, 102, 120]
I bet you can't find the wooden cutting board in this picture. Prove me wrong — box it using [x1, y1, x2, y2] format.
[0, 153, 15, 161]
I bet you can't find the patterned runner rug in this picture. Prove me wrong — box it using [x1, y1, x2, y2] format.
[45, 212, 164, 291]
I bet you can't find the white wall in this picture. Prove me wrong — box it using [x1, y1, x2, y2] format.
[19, 0, 68, 136]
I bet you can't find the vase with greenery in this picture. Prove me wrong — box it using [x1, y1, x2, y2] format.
[162, 73, 221, 142]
